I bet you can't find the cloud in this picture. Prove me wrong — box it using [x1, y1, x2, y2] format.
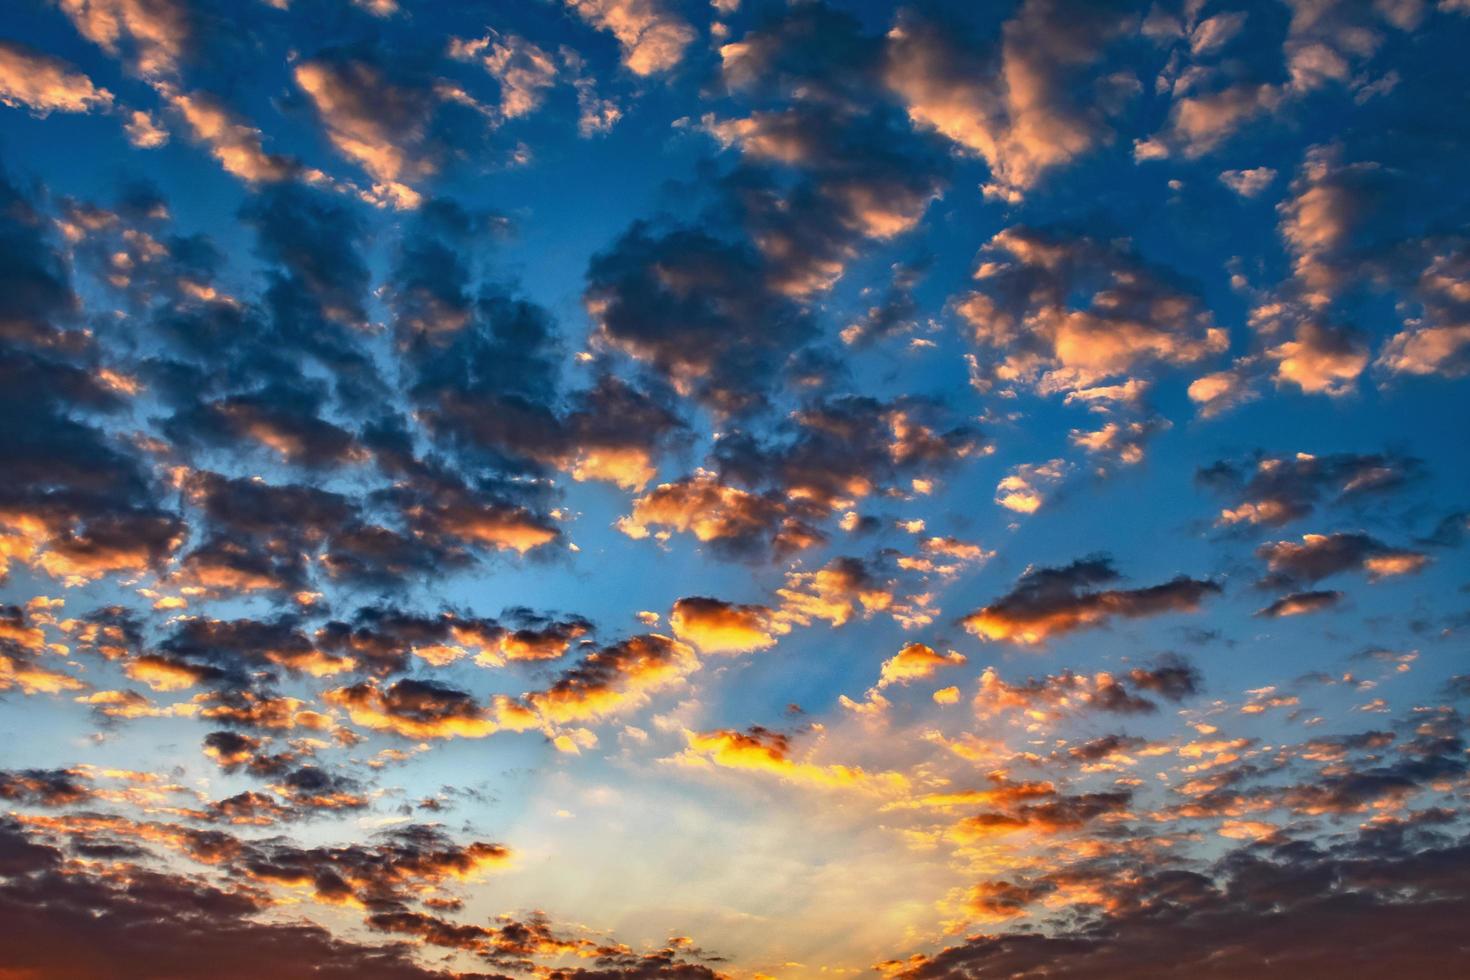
[673, 726, 907, 792]
[883, 1, 1136, 199]
[618, 473, 823, 561]
[123, 108, 167, 146]
[521, 633, 699, 726]
[369, 910, 725, 977]
[1140, 82, 1283, 161]
[0, 40, 113, 115]
[269, 765, 369, 814]
[1255, 143, 1470, 391]
[1256, 532, 1430, 586]
[293, 47, 498, 208]
[962, 557, 1219, 645]
[887, 835, 1470, 977]
[585, 223, 818, 412]
[156, 84, 296, 183]
[189, 476, 537, 597]
[841, 256, 929, 347]
[1126, 653, 1201, 702]
[1219, 166, 1278, 198]
[1257, 589, 1344, 618]
[0, 173, 189, 588]
[0, 819, 462, 979]
[0, 768, 92, 806]
[166, 386, 361, 466]
[995, 459, 1069, 514]
[564, 0, 695, 76]
[581, 4, 951, 416]
[125, 655, 215, 692]
[1069, 418, 1170, 465]
[1138, 1, 1424, 159]
[327, 633, 701, 741]
[56, 0, 194, 78]
[1198, 450, 1419, 527]
[374, 475, 560, 558]
[325, 678, 502, 740]
[156, 616, 354, 688]
[1266, 320, 1369, 396]
[957, 226, 1226, 395]
[1377, 242, 1470, 378]
[897, 536, 995, 577]
[952, 789, 1133, 840]
[669, 596, 786, 654]
[876, 643, 966, 688]
[316, 606, 589, 674]
[700, 106, 946, 293]
[712, 395, 978, 513]
[777, 555, 897, 628]
[195, 690, 335, 732]
[971, 664, 1180, 721]
[449, 32, 558, 120]
[391, 204, 683, 484]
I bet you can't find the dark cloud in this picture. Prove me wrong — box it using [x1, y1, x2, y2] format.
[840, 255, 930, 347]
[1126, 652, 1201, 701]
[1197, 450, 1420, 527]
[584, 1, 955, 413]
[392, 202, 684, 487]
[157, 616, 349, 689]
[367, 908, 723, 977]
[274, 765, 369, 813]
[957, 225, 1226, 395]
[175, 470, 355, 595]
[1257, 589, 1344, 618]
[0, 174, 184, 588]
[317, 604, 590, 675]
[326, 677, 500, 740]
[884, 834, 1470, 979]
[962, 557, 1220, 645]
[1256, 531, 1429, 587]
[165, 383, 362, 468]
[585, 222, 819, 414]
[0, 818, 487, 979]
[718, 1, 883, 104]
[712, 395, 977, 512]
[0, 768, 91, 807]
[1067, 734, 1149, 763]
[956, 789, 1133, 839]
[974, 663, 1182, 719]
[0, 169, 79, 347]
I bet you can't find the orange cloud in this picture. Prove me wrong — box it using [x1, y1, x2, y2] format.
[777, 556, 896, 627]
[564, 0, 695, 76]
[963, 559, 1218, 645]
[674, 727, 908, 792]
[0, 40, 113, 115]
[522, 634, 698, 726]
[669, 596, 787, 654]
[877, 643, 967, 688]
[156, 84, 295, 183]
[324, 679, 501, 740]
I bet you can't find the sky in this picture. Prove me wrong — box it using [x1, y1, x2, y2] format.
[0, 0, 1469, 977]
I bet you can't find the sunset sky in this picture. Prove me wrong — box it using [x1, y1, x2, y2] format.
[1, 0, 1469, 977]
